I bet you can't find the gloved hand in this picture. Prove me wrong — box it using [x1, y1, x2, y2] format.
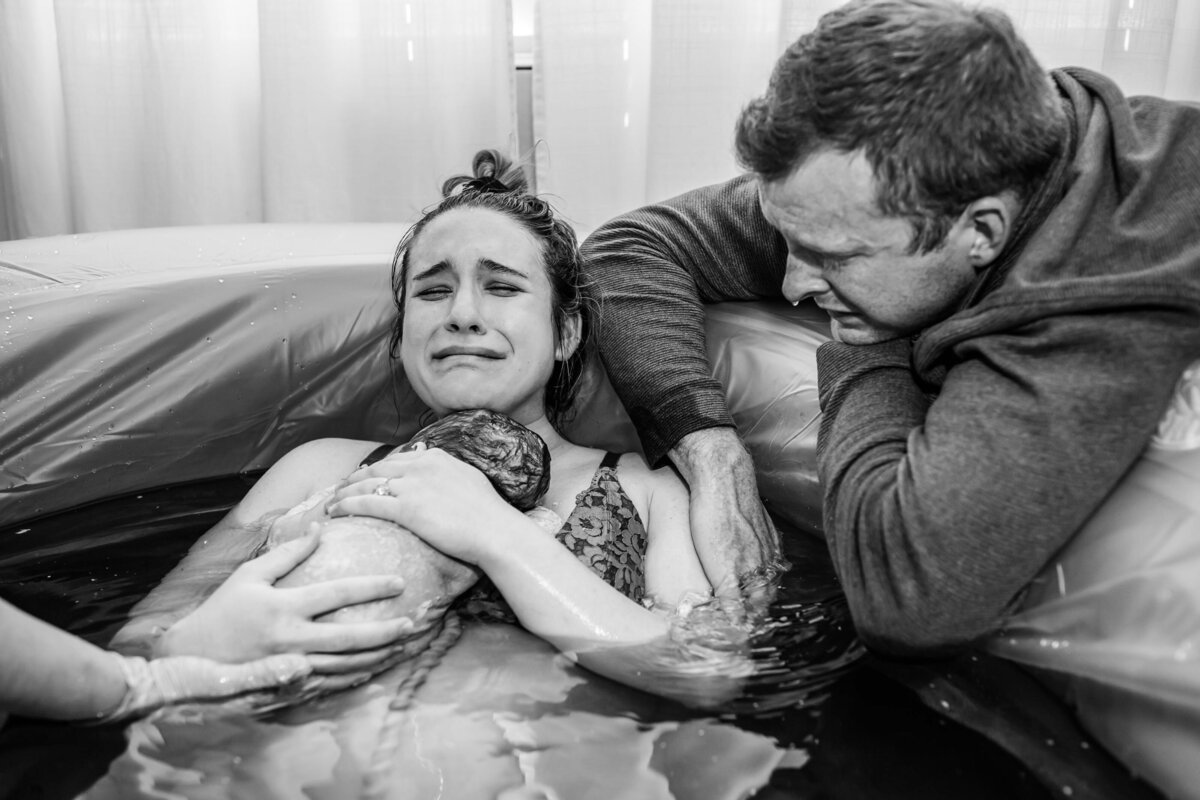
[93, 650, 311, 723]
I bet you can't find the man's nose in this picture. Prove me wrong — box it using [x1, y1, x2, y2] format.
[781, 257, 829, 305]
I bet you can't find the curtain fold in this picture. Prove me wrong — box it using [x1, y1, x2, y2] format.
[0, 1, 73, 237]
[0, 0, 515, 241]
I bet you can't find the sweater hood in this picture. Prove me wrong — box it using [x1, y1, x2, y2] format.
[914, 68, 1200, 379]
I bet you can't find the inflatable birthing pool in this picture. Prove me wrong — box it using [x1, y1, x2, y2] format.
[0, 223, 827, 531]
[0, 224, 1178, 799]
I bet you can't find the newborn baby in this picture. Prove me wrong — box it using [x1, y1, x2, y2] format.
[271, 409, 552, 619]
[261, 409, 558, 703]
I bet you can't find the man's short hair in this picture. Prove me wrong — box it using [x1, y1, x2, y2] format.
[735, 0, 1067, 253]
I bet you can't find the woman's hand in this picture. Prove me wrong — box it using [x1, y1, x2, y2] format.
[156, 529, 417, 675]
[326, 446, 524, 566]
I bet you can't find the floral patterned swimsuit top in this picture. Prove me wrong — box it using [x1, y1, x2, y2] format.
[546, 451, 647, 601]
[359, 447, 648, 619]
[464, 450, 648, 620]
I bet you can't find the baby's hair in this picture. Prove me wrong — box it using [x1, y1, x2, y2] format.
[411, 409, 550, 510]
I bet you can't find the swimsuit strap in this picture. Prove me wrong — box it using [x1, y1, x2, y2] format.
[599, 451, 622, 470]
[359, 443, 397, 468]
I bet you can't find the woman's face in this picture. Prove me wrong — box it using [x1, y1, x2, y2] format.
[400, 206, 568, 425]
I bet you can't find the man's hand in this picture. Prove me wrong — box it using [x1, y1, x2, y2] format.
[669, 428, 782, 605]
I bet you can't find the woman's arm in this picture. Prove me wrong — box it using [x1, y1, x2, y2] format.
[328, 448, 750, 706]
[0, 598, 309, 722]
[634, 456, 711, 607]
[4, 598, 139, 719]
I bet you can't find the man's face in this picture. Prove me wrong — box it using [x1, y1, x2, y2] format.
[759, 149, 978, 345]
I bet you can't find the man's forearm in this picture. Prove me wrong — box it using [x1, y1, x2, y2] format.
[815, 315, 1184, 654]
[669, 427, 781, 599]
[668, 426, 744, 485]
[588, 235, 731, 464]
[582, 176, 786, 465]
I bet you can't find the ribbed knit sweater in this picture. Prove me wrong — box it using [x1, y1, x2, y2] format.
[580, 68, 1200, 654]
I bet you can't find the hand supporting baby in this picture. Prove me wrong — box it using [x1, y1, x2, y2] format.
[153, 529, 416, 692]
[264, 502, 561, 700]
[160, 410, 556, 709]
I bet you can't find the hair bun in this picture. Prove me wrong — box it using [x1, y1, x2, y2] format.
[442, 148, 530, 198]
[461, 176, 512, 195]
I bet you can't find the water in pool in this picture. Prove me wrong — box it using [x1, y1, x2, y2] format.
[0, 478, 1163, 799]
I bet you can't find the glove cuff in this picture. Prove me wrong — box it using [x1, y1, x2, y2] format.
[86, 652, 154, 725]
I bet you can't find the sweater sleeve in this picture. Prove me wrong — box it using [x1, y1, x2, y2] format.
[580, 175, 787, 465]
[816, 308, 1200, 656]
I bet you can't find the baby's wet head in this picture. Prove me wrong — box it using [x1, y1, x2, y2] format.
[411, 409, 550, 510]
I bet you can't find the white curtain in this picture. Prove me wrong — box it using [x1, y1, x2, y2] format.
[0, 0, 516, 241]
[993, 0, 1200, 100]
[533, 0, 1200, 237]
[3, 1, 1196, 242]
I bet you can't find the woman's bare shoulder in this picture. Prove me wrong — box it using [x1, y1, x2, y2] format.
[232, 438, 384, 523]
[609, 452, 688, 516]
[277, 437, 383, 469]
[613, 452, 683, 489]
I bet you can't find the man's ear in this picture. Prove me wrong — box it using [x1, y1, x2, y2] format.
[965, 192, 1020, 269]
[555, 311, 583, 361]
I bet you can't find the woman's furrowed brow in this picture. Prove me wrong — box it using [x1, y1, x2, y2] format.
[410, 258, 529, 282]
[411, 261, 449, 282]
[479, 258, 528, 279]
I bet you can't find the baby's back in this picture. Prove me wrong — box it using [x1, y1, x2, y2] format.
[275, 515, 479, 625]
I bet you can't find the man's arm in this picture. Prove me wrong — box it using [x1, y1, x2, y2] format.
[667, 429, 782, 599]
[816, 309, 1200, 655]
[582, 174, 786, 464]
[582, 176, 789, 596]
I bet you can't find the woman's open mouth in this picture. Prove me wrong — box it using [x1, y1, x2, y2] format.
[433, 346, 504, 360]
